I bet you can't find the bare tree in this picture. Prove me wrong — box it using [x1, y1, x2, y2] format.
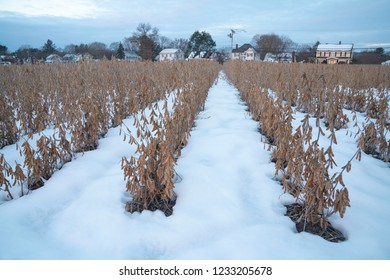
[124, 23, 160, 60]
[252, 33, 295, 60]
[294, 42, 320, 63]
[88, 42, 111, 59]
[64, 44, 77, 54]
[159, 36, 172, 50]
[170, 38, 190, 57]
[109, 42, 120, 52]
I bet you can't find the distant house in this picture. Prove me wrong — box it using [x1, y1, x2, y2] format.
[124, 51, 141, 61]
[316, 43, 354, 64]
[45, 54, 62, 63]
[159, 49, 184, 61]
[187, 50, 213, 60]
[81, 53, 94, 61]
[264, 52, 293, 63]
[62, 54, 82, 63]
[0, 55, 16, 65]
[231, 44, 259, 61]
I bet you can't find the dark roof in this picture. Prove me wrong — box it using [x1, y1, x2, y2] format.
[232, 44, 256, 53]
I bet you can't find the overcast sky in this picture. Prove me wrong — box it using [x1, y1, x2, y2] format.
[0, 0, 389, 52]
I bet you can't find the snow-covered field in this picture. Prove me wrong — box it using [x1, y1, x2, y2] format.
[0, 71, 389, 259]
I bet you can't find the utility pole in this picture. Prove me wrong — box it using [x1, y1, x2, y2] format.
[227, 29, 246, 58]
[228, 29, 236, 52]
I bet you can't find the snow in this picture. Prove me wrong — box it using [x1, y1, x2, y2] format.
[317, 44, 353, 51]
[0, 71, 389, 260]
[160, 48, 180, 54]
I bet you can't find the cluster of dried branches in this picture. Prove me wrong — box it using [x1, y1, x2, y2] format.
[224, 60, 389, 232]
[0, 60, 218, 201]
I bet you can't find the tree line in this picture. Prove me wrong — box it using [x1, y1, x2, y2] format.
[1, 22, 389, 64]
[251, 34, 390, 63]
[0, 23, 216, 63]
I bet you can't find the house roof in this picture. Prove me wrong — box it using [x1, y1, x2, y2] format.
[160, 48, 181, 54]
[232, 44, 256, 53]
[188, 50, 211, 59]
[317, 43, 353, 51]
[124, 51, 141, 58]
[46, 54, 61, 60]
[264, 52, 292, 62]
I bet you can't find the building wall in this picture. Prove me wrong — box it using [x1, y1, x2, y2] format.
[315, 49, 353, 64]
[159, 50, 184, 61]
[231, 49, 258, 61]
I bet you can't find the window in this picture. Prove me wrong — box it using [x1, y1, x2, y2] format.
[336, 52, 340, 57]
[346, 52, 351, 57]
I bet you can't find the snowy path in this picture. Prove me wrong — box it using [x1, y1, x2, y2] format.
[171, 72, 287, 258]
[1, 71, 389, 259]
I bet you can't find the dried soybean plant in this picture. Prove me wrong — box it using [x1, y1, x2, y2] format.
[223, 60, 388, 241]
[20, 135, 58, 190]
[357, 88, 390, 162]
[1, 60, 196, 198]
[121, 60, 219, 216]
[1, 152, 26, 200]
[0, 94, 18, 149]
[0, 154, 15, 199]
[283, 115, 355, 235]
[121, 102, 177, 216]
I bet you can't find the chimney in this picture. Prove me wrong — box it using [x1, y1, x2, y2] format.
[339, 41, 341, 44]
[236, 44, 238, 49]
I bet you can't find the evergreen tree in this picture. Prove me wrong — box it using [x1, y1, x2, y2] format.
[0, 44, 8, 55]
[187, 31, 216, 54]
[42, 39, 56, 54]
[375, 47, 384, 55]
[116, 42, 125, 59]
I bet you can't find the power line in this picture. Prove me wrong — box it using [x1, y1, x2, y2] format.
[217, 44, 390, 52]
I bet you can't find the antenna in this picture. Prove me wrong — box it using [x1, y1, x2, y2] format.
[228, 29, 246, 52]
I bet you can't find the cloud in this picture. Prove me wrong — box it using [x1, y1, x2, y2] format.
[0, 0, 109, 19]
[0, 0, 389, 52]
[366, 43, 390, 48]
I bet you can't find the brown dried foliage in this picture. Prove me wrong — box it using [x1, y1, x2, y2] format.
[121, 61, 219, 216]
[1, 60, 217, 198]
[224, 60, 389, 231]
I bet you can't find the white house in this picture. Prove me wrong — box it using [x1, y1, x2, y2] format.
[45, 54, 62, 63]
[159, 49, 184, 61]
[62, 54, 82, 63]
[264, 52, 293, 63]
[124, 51, 141, 61]
[187, 51, 212, 59]
[381, 60, 390, 65]
[231, 44, 259, 61]
[316, 43, 354, 64]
